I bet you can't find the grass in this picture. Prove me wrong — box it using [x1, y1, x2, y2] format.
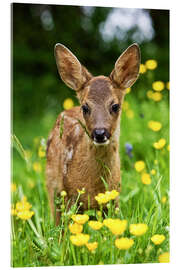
[11, 71, 169, 267]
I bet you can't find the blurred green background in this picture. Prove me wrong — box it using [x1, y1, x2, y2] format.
[12, 3, 169, 148]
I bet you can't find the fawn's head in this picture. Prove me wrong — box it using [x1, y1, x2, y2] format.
[55, 43, 140, 145]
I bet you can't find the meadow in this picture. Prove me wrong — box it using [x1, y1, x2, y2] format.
[11, 60, 169, 267]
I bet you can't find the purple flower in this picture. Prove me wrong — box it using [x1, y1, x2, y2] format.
[125, 143, 133, 158]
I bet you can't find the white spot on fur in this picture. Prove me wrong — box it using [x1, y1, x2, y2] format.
[63, 164, 67, 175]
[111, 124, 120, 143]
[63, 146, 74, 175]
[67, 147, 74, 161]
[64, 115, 77, 125]
[74, 124, 80, 137]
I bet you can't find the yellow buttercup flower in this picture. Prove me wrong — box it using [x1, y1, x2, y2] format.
[95, 193, 110, 204]
[161, 196, 167, 204]
[145, 59, 157, 70]
[153, 138, 166, 150]
[139, 64, 146, 74]
[109, 220, 127, 236]
[106, 190, 119, 200]
[16, 199, 32, 212]
[69, 223, 83, 234]
[129, 223, 148, 236]
[88, 221, 103, 230]
[77, 188, 86, 195]
[70, 233, 90, 246]
[95, 192, 107, 205]
[115, 237, 134, 250]
[150, 169, 156, 175]
[103, 218, 114, 227]
[167, 145, 170, 151]
[126, 109, 134, 119]
[151, 234, 165, 245]
[148, 121, 162, 132]
[151, 92, 162, 102]
[71, 214, 89, 225]
[166, 82, 170, 90]
[158, 252, 170, 263]
[122, 101, 129, 111]
[126, 88, 131, 94]
[61, 190, 67, 197]
[33, 162, 42, 173]
[13, 196, 34, 220]
[147, 90, 163, 101]
[86, 242, 98, 252]
[141, 173, 151, 185]
[11, 183, 17, 192]
[63, 98, 74, 110]
[95, 190, 119, 204]
[134, 161, 146, 172]
[11, 205, 17, 216]
[14, 196, 35, 220]
[38, 146, 46, 158]
[147, 90, 154, 99]
[17, 210, 34, 220]
[103, 219, 127, 235]
[154, 159, 158, 165]
[152, 81, 165, 91]
[109, 189, 119, 200]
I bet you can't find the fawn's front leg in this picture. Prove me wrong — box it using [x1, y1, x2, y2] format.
[46, 138, 64, 226]
[46, 175, 64, 225]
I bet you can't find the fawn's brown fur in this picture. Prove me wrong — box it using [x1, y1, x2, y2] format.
[46, 43, 140, 225]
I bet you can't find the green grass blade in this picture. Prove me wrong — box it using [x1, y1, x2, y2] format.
[76, 119, 91, 138]
[59, 115, 64, 139]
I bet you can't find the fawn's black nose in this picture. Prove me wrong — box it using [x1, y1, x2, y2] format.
[92, 128, 110, 143]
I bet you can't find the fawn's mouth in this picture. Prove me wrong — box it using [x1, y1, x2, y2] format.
[93, 139, 110, 146]
[91, 128, 111, 146]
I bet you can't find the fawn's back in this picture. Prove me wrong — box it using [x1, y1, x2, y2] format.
[46, 43, 140, 224]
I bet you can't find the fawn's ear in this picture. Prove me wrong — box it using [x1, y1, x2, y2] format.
[110, 44, 140, 89]
[55, 44, 92, 91]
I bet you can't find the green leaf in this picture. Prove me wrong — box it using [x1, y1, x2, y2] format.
[11, 134, 28, 164]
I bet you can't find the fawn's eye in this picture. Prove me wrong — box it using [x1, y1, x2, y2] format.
[111, 103, 120, 113]
[82, 104, 90, 115]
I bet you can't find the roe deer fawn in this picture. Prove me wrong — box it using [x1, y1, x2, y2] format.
[46, 43, 140, 225]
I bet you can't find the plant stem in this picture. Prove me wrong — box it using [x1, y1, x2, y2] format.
[110, 236, 114, 264]
[77, 248, 81, 265]
[60, 218, 69, 265]
[70, 243, 77, 265]
[28, 219, 41, 238]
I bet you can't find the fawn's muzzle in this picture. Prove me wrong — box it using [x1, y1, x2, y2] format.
[92, 128, 110, 144]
